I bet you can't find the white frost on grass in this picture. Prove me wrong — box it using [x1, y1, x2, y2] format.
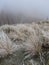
[0, 31, 24, 57]
[0, 21, 49, 58]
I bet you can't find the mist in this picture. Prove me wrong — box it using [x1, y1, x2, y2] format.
[0, 0, 49, 24]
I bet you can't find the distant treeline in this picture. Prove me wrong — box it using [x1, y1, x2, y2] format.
[0, 11, 42, 26]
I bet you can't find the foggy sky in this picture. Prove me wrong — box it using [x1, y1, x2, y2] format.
[0, 0, 49, 19]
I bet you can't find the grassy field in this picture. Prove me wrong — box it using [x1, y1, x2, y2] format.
[0, 20, 49, 65]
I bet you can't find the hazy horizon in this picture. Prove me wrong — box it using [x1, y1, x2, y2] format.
[0, 0, 49, 19]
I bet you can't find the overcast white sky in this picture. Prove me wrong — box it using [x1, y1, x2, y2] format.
[0, 0, 49, 19]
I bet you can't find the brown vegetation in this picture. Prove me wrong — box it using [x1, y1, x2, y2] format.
[0, 12, 49, 65]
